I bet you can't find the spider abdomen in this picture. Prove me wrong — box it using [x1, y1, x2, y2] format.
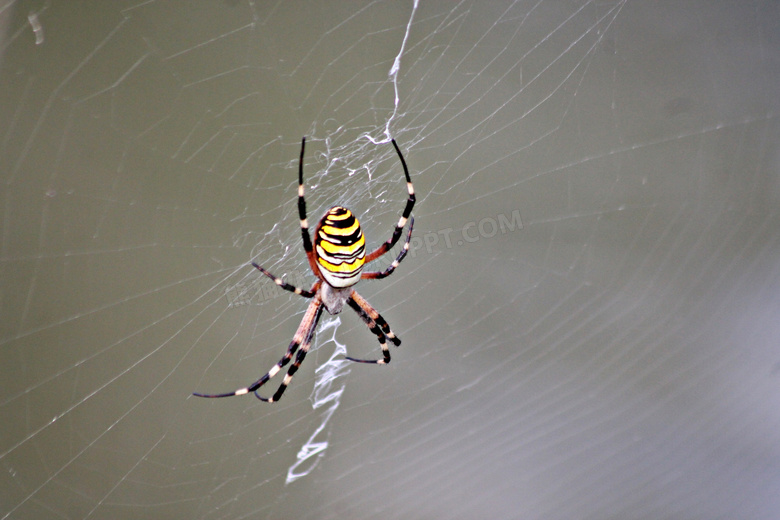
[314, 206, 365, 288]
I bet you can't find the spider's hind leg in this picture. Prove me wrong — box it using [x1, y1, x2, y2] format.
[193, 297, 323, 403]
[345, 291, 401, 365]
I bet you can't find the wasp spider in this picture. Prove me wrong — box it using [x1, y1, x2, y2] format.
[194, 137, 415, 403]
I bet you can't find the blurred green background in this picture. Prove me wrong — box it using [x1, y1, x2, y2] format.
[1, 1, 779, 519]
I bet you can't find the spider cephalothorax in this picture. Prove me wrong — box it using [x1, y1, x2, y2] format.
[194, 137, 415, 403]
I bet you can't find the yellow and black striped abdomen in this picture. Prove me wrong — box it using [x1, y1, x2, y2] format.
[314, 206, 365, 288]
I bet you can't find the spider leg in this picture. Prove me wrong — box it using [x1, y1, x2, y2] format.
[365, 139, 415, 263]
[256, 299, 324, 403]
[350, 291, 401, 346]
[344, 291, 401, 365]
[193, 297, 323, 402]
[297, 137, 324, 279]
[360, 216, 413, 280]
[251, 262, 318, 298]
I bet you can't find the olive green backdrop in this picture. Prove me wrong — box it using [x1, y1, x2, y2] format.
[2, 1, 779, 519]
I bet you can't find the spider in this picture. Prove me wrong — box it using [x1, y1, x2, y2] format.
[194, 137, 415, 403]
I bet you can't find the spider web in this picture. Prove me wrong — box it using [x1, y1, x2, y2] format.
[2, 1, 780, 519]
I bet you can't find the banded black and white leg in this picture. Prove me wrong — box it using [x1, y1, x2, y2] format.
[192, 297, 324, 401]
[297, 137, 323, 278]
[256, 299, 324, 403]
[360, 216, 414, 281]
[251, 262, 318, 298]
[363, 139, 415, 263]
[345, 291, 401, 365]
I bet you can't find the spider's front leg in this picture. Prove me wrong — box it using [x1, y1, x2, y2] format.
[363, 138, 415, 263]
[360, 216, 413, 280]
[297, 137, 323, 279]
